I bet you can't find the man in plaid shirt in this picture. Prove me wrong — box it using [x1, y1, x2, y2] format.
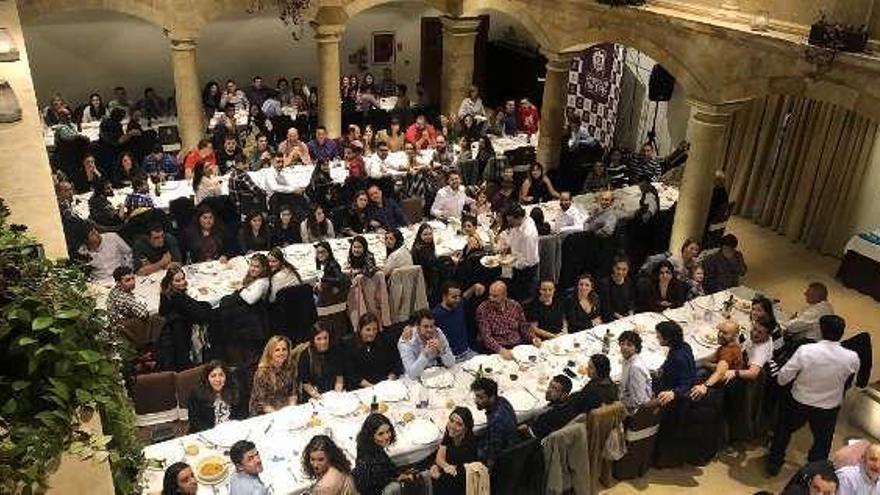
[228, 154, 266, 217]
[476, 281, 541, 359]
[471, 377, 517, 467]
[105, 266, 151, 353]
[123, 176, 155, 214]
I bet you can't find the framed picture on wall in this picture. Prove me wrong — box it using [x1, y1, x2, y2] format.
[372, 32, 396, 64]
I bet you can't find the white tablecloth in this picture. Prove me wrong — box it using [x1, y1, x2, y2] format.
[844, 231, 880, 262]
[139, 286, 760, 495]
[44, 117, 179, 148]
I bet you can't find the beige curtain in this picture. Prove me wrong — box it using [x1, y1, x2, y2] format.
[721, 94, 878, 256]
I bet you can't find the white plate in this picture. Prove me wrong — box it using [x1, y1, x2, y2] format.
[404, 418, 442, 445]
[322, 391, 360, 417]
[512, 345, 540, 364]
[374, 380, 409, 402]
[421, 367, 454, 388]
[506, 388, 538, 412]
[461, 354, 504, 375]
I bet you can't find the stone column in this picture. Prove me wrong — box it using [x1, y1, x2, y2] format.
[537, 51, 574, 170]
[169, 37, 203, 152]
[441, 16, 481, 119]
[670, 99, 741, 253]
[0, 0, 66, 257]
[313, 6, 347, 138]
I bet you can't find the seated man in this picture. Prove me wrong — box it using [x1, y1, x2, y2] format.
[278, 127, 312, 166]
[702, 233, 747, 293]
[476, 281, 541, 360]
[78, 222, 132, 280]
[725, 313, 774, 382]
[599, 256, 636, 322]
[106, 266, 158, 347]
[404, 114, 437, 149]
[143, 144, 179, 179]
[366, 141, 395, 179]
[690, 320, 744, 400]
[365, 183, 405, 230]
[525, 280, 566, 339]
[123, 176, 155, 215]
[781, 460, 838, 495]
[471, 377, 517, 468]
[398, 309, 455, 380]
[618, 330, 653, 411]
[583, 190, 617, 238]
[781, 282, 834, 342]
[432, 282, 477, 362]
[229, 440, 269, 495]
[555, 191, 586, 232]
[216, 135, 241, 175]
[430, 171, 474, 220]
[132, 223, 182, 276]
[308, 126, 341, 162]
[228, 154, 267, 217]
[182, 138, 216, 180]
[524, 374, 577, 439]
[836, 442, 880, 493]
[572, 354, 619, 408]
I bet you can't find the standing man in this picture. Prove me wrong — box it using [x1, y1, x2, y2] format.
[766, 315, 860, 476]
[505, 205, 540, 303]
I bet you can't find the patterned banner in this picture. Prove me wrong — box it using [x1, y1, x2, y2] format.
[566, 43, 625, 149]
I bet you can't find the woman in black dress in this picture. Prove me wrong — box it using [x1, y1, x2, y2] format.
[430, 407, 478, 495]
[636, 260, 687, 313]
[565, 273, 603, 331]
[519, 162, 560, 205]
[186, 360, 245, 433]
[298, 324, 345, 400]
[341, 190, 370, 236]
[314, 240, 350, 340]
[271, 204, 301, 247]
[158, 263, 214, 370]
[183, 205, 228, 263]
[353, 413, 408, 495]
[343, 313, 402, 389]
[237, 210, 271, 254]
[411, 222, 442, 306]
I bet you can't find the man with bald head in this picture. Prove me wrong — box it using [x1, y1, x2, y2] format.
[278, 127, 312, 165]
[689, 320, 744, 400]
[476, 281, 541, 360]
[583, 190, 618, 237]
[781, 282, 834, 342]
[836, 442, 880, 493]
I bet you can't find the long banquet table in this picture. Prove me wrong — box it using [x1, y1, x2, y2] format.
[139, 286, 763, 494]
[87, 183, 679, 314]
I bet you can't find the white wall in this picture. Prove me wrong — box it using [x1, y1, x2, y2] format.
[22, 4, 441, 110]
[615, 48, 690, 154]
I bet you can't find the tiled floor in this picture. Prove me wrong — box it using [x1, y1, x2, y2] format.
[603, 216, 880, 494]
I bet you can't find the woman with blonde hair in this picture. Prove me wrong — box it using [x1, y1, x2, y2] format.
[249, 335, 297, 416]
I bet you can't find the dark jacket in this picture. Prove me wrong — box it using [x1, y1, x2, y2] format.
[342, 334, 403, 389]
[655, 342, 696, 399]
[158, 292, 213, 371]
[353, 444, 397, 495]
[186, 386, 245, 433]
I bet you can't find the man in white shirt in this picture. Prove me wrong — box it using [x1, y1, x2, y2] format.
[767, 315, 860, 476]
[263, 152, 303, 198]
[398, 309, 456, 380]
[431, 171, 474, 219]
[781, 282, 834, 341]
[583, 190, 618, 238]
[457, 85, 486, 119]
[724, 313, 774, 382]
[555, 191, 586, 232]
[505, 205, 540, 303]
[836, 442, 880, 495]
[78, 223, 132, 280]
[366, 141, 395, 179]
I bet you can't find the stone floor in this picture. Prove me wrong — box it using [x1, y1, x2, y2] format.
[602, 216, 880, 494]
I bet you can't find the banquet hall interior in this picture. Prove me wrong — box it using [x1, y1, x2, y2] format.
[4, 0, 880, 494]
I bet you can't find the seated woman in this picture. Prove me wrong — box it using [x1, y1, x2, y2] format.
[637, 260, 687, 313]
[452, 233, 494, 297]
[429, 407, 478, 495]
[88, 179, 124, 228]
[348, 235, 379, 280]
[301, 435, 357, 495]
[73, 154, 104, 194]
[411, 223, 443, 306]
[111, 152, 144, 189]
[267, 247, 301, 303]
[578, 354, 619, 405]
[471, 189, 493, 217]
[653, 321, 696, 406]
[519, 162, 560, 205]
[183, 205, 229, 264]
[490, 167, 517, 213]
[402, 140, 436, 200]
[161, 462, 197, 495]
[249, 335, 297, 416]
[353, 413, 412, 495]
[526, 280, 566, 339]
[381, 228, 413, 278]
[341, 190, 369, 237]
[308, 158, 337, 209]
[186, 360, 245, 433]
[299, 324, 345, 400]
[217, 254, 270, 366]
[158, 263, 213, 371]
[314, 241, 351, 340]
[301, 205, 335, 243]
[192, 160, 222, 206]
[565, 273, 603, 331]
[343, 313, 402, 389]
[237, 210, 271, 254]
[271, 204, 302, 247]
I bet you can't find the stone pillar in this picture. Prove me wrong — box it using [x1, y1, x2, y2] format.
[537, 51, 574, 170]
[169, 37, 203, 152]
[441, 16, 481, 119]
[313, 6, 347, 138]
[670, 99, 741, 253]
[0, 0, 66, 257]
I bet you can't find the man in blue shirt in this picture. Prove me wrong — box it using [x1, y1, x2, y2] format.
[432, 281, 476, 362]
[365, 183, 406, 229]
[229, 440, 268, 495]
[398, 309, 455, 379]
[472, 377, 517, 468]
[307, 126, 341, 162]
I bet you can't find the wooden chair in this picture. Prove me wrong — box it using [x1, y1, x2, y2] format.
[132, 371, 178, 442]
[174, 364, 207, 425]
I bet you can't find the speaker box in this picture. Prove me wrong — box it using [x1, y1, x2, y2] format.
[648, 65, 676, 102]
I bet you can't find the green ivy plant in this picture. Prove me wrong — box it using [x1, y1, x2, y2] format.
[0, 198, 143, 494]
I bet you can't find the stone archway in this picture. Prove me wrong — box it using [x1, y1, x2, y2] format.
[461, 0, 552, 50]
[18, 0, 169, 29]
[344, 0, 452, 20]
